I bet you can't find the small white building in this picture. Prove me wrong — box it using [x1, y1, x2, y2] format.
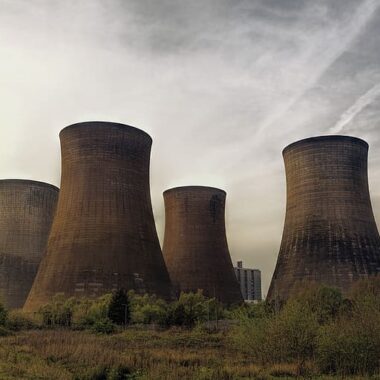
[234, 261, 262, 302]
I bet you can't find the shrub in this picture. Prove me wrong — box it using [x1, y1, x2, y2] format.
[233, 297, 319, 365]
[291, 284, 344, 324]
[90, 317, 116, 335]
[73, 294, 112, 329]
[270, 299, 319, 363]
[317, 308, 380, 376]
[5, 310, 38, 331]
[108, 289, 130, 326]
[167, 291, 223, 328]
[38, 294, 74, 327]
[317, 279, 380, 376]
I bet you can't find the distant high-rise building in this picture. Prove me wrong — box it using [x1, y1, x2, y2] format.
[234, 261, 262, 302]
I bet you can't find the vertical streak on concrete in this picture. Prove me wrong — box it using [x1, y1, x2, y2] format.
[0, 180, 58, 309]
[163, 186, 243, 305]
[24, 122, 172, 311]
[268, 135, 380, 301]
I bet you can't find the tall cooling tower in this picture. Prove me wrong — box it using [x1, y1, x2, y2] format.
[24, 122, 172, 311]
[163, 186, 243, 304]
[268, 135, 380, 301]
[0, 180, 58, 309]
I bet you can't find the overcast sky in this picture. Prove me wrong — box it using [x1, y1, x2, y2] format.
[1, 0, 380, 295]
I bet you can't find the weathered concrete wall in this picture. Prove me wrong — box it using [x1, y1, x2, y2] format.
[268, 135, 380, 301]
[24, 122, 172, 311]
[163, 186, 243, 305]
[0, 180, 58, 309]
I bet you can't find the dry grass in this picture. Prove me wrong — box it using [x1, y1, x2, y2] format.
[0, 329, 377, 379]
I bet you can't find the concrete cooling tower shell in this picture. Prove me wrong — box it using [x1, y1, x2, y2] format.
[0, 180, 58, 309]
[24, 122, 172, 311]
[268, 135, 380, 301]
[163, 186, 243, 304]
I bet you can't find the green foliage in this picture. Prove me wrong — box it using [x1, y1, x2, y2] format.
[73, 294, 112, 329]
[129, 290, 223, 328]
[167, 291, 223, 328]
[233, 279, 380, 377]
[38, 293, 116, 333]
[317, 278, 380, 376]
[108, 289, 130, 326]
[5, 310, 38, 331]
[233, 299, 319, 366]
[229, 300, 271, 320]
[317, 308, 380, 376]
[90, 318, 116, 335]
[38, 294, 74, 327]
[129, 291, 168, 325]
[293, 284, 345, 324]
[270, 299, 319, 363]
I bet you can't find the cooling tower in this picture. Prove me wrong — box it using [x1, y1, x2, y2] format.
[0, 180, 58, 309]
[268, 135, 380, 301]
[163, 186, 243, 304]
[24, 122, 172, 311]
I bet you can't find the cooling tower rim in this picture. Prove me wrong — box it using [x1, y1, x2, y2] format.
[0, 179, 59, 192]
[283, 135, 368, 155]
[163, 185, 226, 196]
[60, 121, 152, 142]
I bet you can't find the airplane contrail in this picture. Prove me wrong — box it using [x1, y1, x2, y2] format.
[329, 82, 380, 134]
[255, 0, 380, 139]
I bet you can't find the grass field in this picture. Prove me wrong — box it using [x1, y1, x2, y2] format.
[0, 328, 378, 380]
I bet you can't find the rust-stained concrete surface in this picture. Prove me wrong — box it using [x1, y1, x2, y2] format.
[268, 135, 380, 301]
[163, 186, 243, 305]
[24, 122, 172, 311]
[0, 180, 58, 309]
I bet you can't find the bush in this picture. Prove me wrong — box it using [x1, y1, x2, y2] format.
[90, 317, 116, 335]
[73, 294, 112, 329]
[317, 308, 380, 376]
[271, 300, 319, 363]
[167, 291, 223, 328]
[36, 292, 123, 334]
[129, 292, 168, 326]
[38, 294, 74, 327]
[108, 289, 130, 326]
[232, 308, 273, 359]
[5, 310, 38, 331]
[234, 280, 380, 377]
[234, 298, 319, 366]
[317, 278, 380, 376]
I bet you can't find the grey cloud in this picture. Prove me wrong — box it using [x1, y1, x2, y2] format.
[1, 0, 380, 294]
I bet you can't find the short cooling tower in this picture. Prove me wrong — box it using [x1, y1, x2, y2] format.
[24, 122, 172, 311]
[268, 135, 380, 301]
[0, 180, 58, 309]
[163, 186, 243, 304]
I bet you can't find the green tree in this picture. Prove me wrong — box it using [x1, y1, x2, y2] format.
[108, 289, 130, 326]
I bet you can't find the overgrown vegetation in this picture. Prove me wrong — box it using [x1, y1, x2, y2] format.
[232, 278, 380, 377]
[0, 279, 378, 379]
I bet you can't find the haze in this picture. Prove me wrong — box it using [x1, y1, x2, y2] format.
[1, 0, 380, 295]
